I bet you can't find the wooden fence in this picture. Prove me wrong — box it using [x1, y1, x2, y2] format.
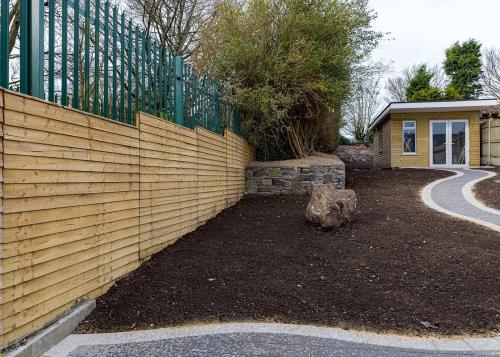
[481, 118, 500, 166]
[0, 89, 254, 349]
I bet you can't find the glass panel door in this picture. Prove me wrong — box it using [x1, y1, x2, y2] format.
[451, 121, 466, 165]
[432, 122, 447, 165]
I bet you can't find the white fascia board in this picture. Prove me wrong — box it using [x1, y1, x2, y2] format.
[368, 99, 499, 131]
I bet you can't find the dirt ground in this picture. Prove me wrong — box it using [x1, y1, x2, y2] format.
[473, 168, 500, 210]
[335, 145, 373, 169]
[78, 169, 500, 337]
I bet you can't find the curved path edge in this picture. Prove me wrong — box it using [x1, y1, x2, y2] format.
[45, 322, 500, 356]
[421, 169, 500, 232]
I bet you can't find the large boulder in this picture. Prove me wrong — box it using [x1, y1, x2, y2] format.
[306, 184, 357, 228]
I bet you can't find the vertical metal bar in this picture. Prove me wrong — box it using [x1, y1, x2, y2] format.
[103, 1, 109, 117]
[158, 46, 163, 115]
[20, 0, 45, 98]
[20, 0, 28, 94]
[61, 0, 68, 105]
[146, 38, 153, 114]
[152, 41, 157, 115]
[193, 72, 198, 126]
[72, 0, 80, 108]
[141, 32, 145, 112]
[163, 48, 168, 117]
[120, 12, 125, 122]
[0, 0, 9, 88]
[84, 0, 90, 111]
[168, 52, 172, 118]
[34, 0, 45, 98]
[174, 55, 184, 125]
[112, 6, 117, 120]
[135, 27, 139, 112]
[184, 65, 190, 127]
[215, 82, 221, 134]
[127, 20, 132, 124]
[93, 0, 100, 115]
[48, 0, 55, 101]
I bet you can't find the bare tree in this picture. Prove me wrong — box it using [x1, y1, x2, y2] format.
[385, 63, 446, 102]
[125, 0, 214, 57]
[483, 47, 500, 99]
[342, 77, 381, 142]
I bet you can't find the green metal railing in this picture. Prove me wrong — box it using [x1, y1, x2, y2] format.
[0, 0, 241, 135]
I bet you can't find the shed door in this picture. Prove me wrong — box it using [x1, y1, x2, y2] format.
[430, 120, 469, 167]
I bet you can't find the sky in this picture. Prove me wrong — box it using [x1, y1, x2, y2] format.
[369, 0, 500, 89]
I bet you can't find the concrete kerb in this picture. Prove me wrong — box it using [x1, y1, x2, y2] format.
[44, 322, 500, 356]
[462, 169, 500, 216]
[4, 301, 96, 357]
[421, 169, 500, 232]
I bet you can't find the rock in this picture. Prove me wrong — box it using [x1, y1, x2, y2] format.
[305, 184, 357, 228]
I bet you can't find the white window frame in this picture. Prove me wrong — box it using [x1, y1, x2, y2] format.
[402, 120, 417, 155]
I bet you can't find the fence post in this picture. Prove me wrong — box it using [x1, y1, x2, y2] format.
[19, 0, 45, 98]
[0, 0, 9, 88]
[174, 55, 184, 126]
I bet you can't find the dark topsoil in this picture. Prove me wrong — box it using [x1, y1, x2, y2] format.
[474, 168, 500, 210]
[78, 169, 500, 337]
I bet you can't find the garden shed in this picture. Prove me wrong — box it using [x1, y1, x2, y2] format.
[369, 99, 499, 168]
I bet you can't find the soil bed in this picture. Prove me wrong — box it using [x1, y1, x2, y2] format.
[474, 168, 500, 210]
[78, 169, 500, 336]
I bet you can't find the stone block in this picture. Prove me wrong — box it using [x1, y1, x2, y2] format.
[267, 167, 281, 176]
[252, 168, 268, 177]
[273, 178, 291, 187]
[310, 165, 327, 174]
[281, 168, 299, 176]
[323, 174, 335, 184]
[262, 178, 273, 186]
[246, 180, 258, 194]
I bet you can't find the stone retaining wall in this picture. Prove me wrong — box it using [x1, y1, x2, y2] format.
[246, 158, 345, 195]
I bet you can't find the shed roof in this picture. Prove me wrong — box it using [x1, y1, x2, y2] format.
[368, 99, 499, 131]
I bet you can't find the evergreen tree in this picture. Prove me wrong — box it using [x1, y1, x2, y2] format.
[406, 65, 443, 101]
[443, 40, 483, 99]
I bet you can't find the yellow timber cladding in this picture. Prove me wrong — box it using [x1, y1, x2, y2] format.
[373, 111, 481, 168]
[0, 90, 255, 349]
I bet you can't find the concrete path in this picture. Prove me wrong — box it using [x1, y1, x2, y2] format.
[422, 169, 500, 232]
[45, 323, 500, 357]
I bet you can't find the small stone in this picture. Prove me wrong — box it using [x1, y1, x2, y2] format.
[420, 321, 437, 329]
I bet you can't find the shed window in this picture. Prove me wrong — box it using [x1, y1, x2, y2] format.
[403, 121, 416, 154]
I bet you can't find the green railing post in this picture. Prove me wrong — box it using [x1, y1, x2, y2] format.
[20, 0, 45, 98]
[0, 0, 10, 88]
[72, 0, 80, 109]
[174, 55, 184, 126]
